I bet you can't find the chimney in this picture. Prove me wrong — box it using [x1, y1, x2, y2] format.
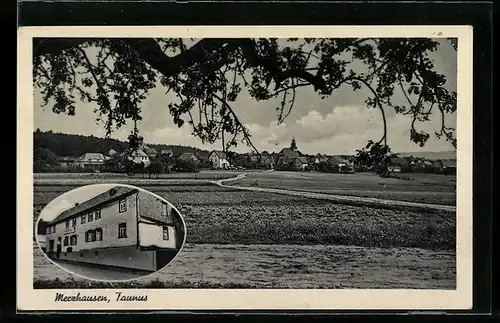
[75, 203, 79, 207]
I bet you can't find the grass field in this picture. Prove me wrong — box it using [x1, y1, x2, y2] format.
[32, 171, 456, 289]
[227, 171, 456, 205]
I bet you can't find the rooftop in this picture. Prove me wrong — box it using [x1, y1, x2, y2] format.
[50, 186, 139, 225]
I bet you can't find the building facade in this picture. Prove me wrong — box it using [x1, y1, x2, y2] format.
[208, 151, 230, 169]
[121, 149, 151, 167]
[45, 186, 182, 272]
[74, 153, 106, 171]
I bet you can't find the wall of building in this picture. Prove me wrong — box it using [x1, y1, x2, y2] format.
[137, 191, 174, 223]
[56, 245, 156, 272]
[138, 223, 176, 249]
[209, 155, 230, 168]
[46, 193, 139, 253]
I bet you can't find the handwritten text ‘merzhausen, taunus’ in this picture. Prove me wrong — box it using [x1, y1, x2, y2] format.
[54, 292, 148, 303]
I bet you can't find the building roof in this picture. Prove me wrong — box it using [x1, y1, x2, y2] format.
[121, 148, 149, 158]
[76, 153, 105, 162]
[293, 156, 309, 164]
[137, 193, 175, 225]
[50, 186, 139, 225]
[142, 145, 158, 157]
[178, 152, 200, 161]
[209, 150, 227, 160]
[261, 155, 275, 164]
[327, 155, 349, 165]
[315, 154, 329, 163]
[305, 156, 317, 163]
[278, 148, 300, 158]
[248, 154, 260, 162]
[196, 151, 210, 159]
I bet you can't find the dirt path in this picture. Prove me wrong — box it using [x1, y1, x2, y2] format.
[212, 173, 456, 213]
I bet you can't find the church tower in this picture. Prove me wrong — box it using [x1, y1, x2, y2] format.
[290, 137, 297, 152]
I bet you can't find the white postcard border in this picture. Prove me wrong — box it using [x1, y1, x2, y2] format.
[17, 25, 473, 311]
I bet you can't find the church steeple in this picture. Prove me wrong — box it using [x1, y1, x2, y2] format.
[290, 137, 297, 152]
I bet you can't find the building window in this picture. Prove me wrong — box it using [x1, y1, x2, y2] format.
[88, 212, 94, 222]
[119, 199, 127, 213]
[95, 228, 103, 241]
[70, 235, 77, 245]
[162, 203, 168, 217]
[65, 221, 69, 229]
[81, 215, 86, 224]
[86, 230, 96, 242]
[63, 236, 69, 246]
[72, 218, 77, 227]
[46, 227, 51, 234]
[94, 250, 99, 256]
[162, 226, 169, 240]
[95, 209, 101, 220]
[118, 223, 127, 238]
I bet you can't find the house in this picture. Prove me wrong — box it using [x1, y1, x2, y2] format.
[276, 138, 301, 168]
[121, 148, 151, 167]
[315, 154, 330, 164]
[433, 159, 457, 175]
[260, 155, 275, 169]
[178, 152, 200, 164]
[142, 145, 158, 159]
[44, 186, 183, 272]
[441, 159, 457, 174]
[208, 150, 230, 169]
[387, 156, 409, 173]
[248, 154, 261, 168]
[325, 156, 354, 173]
[290, 157, 309, 171]
[57, 156, 76, 169]
[74, 153, 106, 171]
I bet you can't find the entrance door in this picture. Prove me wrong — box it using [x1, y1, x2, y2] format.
[48, 240, 54, 252]
[56, 237, 62, 258]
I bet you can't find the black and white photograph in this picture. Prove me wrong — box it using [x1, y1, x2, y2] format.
[18, 26, 473, 310]
[35, 184, 186, 282]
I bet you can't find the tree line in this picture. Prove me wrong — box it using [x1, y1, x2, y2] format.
[34, 129, 210, 158]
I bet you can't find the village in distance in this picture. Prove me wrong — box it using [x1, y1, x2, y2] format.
[34, 129, 457, 177]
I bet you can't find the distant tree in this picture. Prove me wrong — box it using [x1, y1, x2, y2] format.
[146, 161, 165, 179]
[124, 159, 146, 176]
[155, 153, 174, 173]
[34, 147, 59, 172]
[103, 155, 124, 173]
[175, 159, 200, 173]
[355, 141, 395, 177]
[225, 151, 237, 165]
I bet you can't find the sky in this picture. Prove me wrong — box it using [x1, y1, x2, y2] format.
[34, 38, 457, 155]
[38, 185, 112, 222]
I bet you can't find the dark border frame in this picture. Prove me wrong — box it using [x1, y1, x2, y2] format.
[14, 0, 493, 318]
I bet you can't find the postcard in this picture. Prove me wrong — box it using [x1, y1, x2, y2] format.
[18, 25, 473, 311]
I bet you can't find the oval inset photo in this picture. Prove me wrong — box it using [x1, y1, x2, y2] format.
[35, 184, 187, 282]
